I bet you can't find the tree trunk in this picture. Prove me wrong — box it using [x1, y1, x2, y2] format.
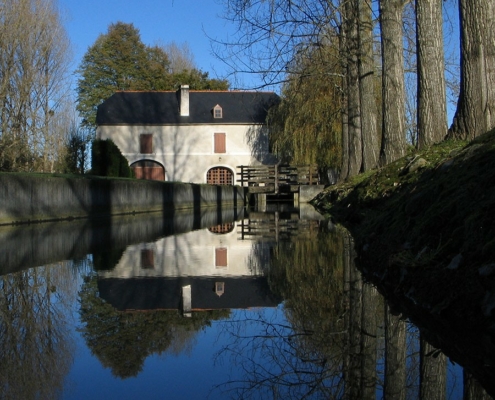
[360, 283, 378, 398]
[343, 0, 363, 179]
[419, 338, 446, 399]
[416, 0, 447, 148]
[379, 0, 407, 166]
[464, 370, 492, 399]
[359, 0, 380, 170]
[448, 0, 495, 139]
[340, 24, 350, 181]
[384, 305, 406, 400]
[348, 261, 363, 399]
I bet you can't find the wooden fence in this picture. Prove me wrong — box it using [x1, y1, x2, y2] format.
[237, 164, 319, 194]
[238, 211, 319, 241]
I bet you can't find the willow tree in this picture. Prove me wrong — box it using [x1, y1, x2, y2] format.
[448, 0, 495, 139]
[268, 42, 343, 179]
[217, 0, 383, 181]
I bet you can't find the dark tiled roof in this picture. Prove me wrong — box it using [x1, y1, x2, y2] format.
[97, 276, 283, 311]
[96, 90, 280, 125]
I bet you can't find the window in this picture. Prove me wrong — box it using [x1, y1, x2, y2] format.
[207, 167, 233, 185]
[131, 160, 165, 181]
[213, 104, 223, 118]
[141, 249, 154, 269]
[214, 132, 226, 153]
[215, 282, 225, 297]
[215, 247, 228, 268]
[140, 134, 153, 154]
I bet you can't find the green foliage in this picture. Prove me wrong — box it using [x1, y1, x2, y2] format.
[167, 69, 229, 91]
[91, 139, 133, 178]
[0, 135, 33, 172]
[64, 124, 90, 174]
[92, 247, 127, 271]
[76, 22, 229, 129]
[268, 227, 346, 345]
[76, 22, 169, 128]
[268, 41, 343, 173]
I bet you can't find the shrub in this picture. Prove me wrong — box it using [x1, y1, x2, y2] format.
[91, 139, 133, 178]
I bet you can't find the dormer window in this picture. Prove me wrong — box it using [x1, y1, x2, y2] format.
[213, 104, 223, 119]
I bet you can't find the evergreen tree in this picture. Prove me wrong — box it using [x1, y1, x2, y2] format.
[76, 22, 229, 130]
[76, 22, 170, 129]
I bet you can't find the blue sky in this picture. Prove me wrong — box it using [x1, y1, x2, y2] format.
[60, 0, 245, 89]
[60, 0, 460, 122]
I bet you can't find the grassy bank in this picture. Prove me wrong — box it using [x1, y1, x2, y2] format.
[312, 129, 495, 324]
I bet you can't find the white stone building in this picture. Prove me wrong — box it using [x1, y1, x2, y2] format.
[96, 85, 279, 184]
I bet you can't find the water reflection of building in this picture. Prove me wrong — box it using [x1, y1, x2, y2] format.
[98, 220, 258, 279]
[97, 220, 282, 313]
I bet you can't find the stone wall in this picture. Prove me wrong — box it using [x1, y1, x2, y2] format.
[0, 174, 245, 225]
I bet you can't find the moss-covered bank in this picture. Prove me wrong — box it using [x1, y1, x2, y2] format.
[311, 129, 495, 392]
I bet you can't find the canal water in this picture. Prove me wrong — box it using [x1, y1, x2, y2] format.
[0, 204, 491, 399]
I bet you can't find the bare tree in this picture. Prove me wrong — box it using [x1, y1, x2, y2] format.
[448, 0, 495, 139]
[379, 0, 408, 166]
[0, 0, 72, 172]
[160, 41, 196, 73]
[359, 0, 380, 171]
[215, 1, 340, 89]
[419, 337, 447, 399]
[384, 305, 407, 399]
[342, 0, 363, 179]
[416, 0, 448, 148]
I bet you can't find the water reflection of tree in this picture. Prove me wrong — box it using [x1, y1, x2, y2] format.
[216, 224, 483, 399]
[78, 274, 230, 378]
[215, 227, 348, 399]
[0, 262, 78, 400]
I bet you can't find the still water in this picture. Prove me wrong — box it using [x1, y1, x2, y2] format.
[0, 205, 491, 399]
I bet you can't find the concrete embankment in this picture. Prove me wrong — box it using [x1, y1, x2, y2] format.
[0, 173, 245, 225]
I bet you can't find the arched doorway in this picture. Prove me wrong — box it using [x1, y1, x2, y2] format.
[208, 223, 235, 234]
[131, 160, 165, 181]
[206, 167, 234, 185]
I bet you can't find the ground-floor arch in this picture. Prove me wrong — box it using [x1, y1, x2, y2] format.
[131, 160, 165, 181]
[206, 167, 234, 185]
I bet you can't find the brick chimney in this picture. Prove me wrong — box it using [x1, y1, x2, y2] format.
[179, 85, 189, 116]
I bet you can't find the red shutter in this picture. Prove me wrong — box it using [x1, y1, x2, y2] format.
[141, 249, 154, 269]
[214, 132, 226, 153]
[215, 247, 227, 267]
[140, 134, 153, 154]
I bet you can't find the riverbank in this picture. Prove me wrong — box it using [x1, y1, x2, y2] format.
[0, 173, 245, 225]
[311, 129, 495, 392]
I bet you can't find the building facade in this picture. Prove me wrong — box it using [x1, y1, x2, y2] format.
[96, 85, 279, 184]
